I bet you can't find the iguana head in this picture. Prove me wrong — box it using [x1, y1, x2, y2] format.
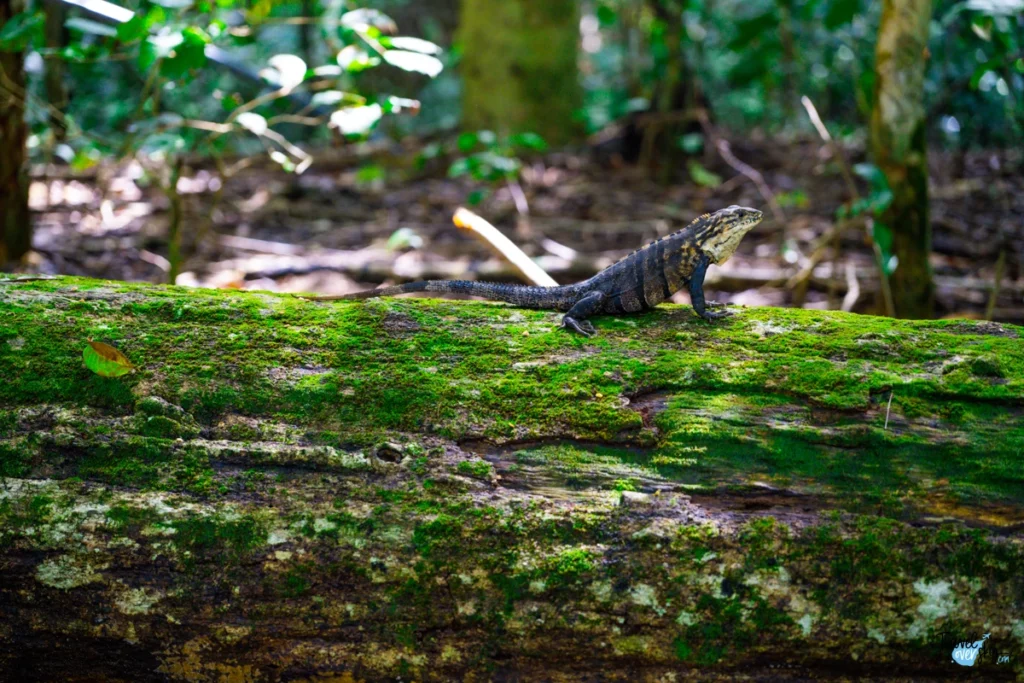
[696, 205, 763, 264]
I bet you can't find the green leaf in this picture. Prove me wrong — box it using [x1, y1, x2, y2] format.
[0, 11, 43, 51]
[728, 52, 774, 86]
[310, 90, 347, 107]
[71, 145, 102, 172]
[382, 50, 443, 77]
[140, 131, 187, 155]
[678, 133, 704, 154]
[268, 150, 295, 172]
[235, 112, 268, 136]
[144, 6, 167, 30]
[728, 11, 779, 49]
[507, 132, 548, 151]
[339, 9, 397, 34]
[965, 0, 1024, 15]
[60, 44, 88, 61]
[83, 341, 135, 378]
[160, 27, 209, 79]
[357, 164, 386, 185]
[207, 18, 226, 38]
[116, 15, 149, 43]
[852, 164, 893, 214]
[386, 227, 423, 250]
[824, 0, 859, 29]
[416, 142, 442, 167]
[447, 157, 472, 178]
[336, 45, 380, 72]
[265, 54, 307, 90]
[777, 190, 810, 209]
[869, 189, 893, 213]
[467, 189, 489, 205]
[65, 17, 118, 37]
[457, 132, 478, 153]
[969, 60, 1001, 89]
[381, 36, 442, 55]
[971, 16, 994, 40]
[383, 96, 419, 114]
[686, 160, 723, 188]
[140, 31, 181, 72]
[870, 221, 897, 275]
[479, 152, 518, 173]
[596, 4, 617, 27]
[852, 162, 889, 192]
[330, 104, 383, 136]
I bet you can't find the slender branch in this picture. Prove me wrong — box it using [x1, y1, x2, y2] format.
[985, 248, 1006, 321]
[696, 110, 784, 223]
[452, 208, 557, 287]
[842, 260, 860, 312]
[800, 96, 859, 202]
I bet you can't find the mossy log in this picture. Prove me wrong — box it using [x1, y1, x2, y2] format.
[1, 277, 1023, 681]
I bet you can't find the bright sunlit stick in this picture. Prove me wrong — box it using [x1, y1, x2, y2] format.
[452, 208, 558, 288]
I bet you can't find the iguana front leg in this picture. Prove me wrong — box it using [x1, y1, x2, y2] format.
[689, 254, 731, 320]
[561, 290, 606, 337]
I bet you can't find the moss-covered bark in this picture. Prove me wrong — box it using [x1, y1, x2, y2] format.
[1, 277, 1023, 680]
[871, 0, 935, 319]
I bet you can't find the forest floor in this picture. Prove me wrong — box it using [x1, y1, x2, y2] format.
[20, 135, 1024, 322]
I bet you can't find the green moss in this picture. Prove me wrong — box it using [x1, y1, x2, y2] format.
[0, 440, 33, 477]
[456, 459, 493, 479]
[673, 592, 795, 665]
[137, 415, 201, 439]
[542, 548, 595, 585]
[106, 504, 160, 530]
[0, 411, 15, 439]
[278, 562, 314, 598]
[171, 514, 268, 566]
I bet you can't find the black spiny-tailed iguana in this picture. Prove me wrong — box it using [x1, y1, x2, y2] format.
[306, 205, 763, 336]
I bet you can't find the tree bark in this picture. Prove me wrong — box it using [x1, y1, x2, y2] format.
[1, 277, 1023, 680]
[0, 0, 32, 268]
[43, 0, 69, 142]
[870, 0, 935, 318]
[458, 0, 582, 145]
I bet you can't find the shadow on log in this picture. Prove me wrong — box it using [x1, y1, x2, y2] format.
[1, 277, 1023, 680]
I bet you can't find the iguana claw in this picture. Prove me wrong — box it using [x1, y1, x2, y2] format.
[562, 317, 597, 337]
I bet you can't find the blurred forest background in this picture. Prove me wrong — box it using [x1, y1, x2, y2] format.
[1, 0, 1022, 320]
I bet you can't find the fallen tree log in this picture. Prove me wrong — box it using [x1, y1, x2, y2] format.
[1, 276, 1023, 681]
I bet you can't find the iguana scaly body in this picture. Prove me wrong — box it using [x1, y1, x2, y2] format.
[309, 205, 762, 336]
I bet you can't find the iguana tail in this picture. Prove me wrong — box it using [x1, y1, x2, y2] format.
[314, 280, 575, 310]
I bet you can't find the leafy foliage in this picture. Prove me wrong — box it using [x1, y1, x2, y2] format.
[440, 130, 548, 205]
[580, 0, 1022, 147]
[8, 1, 444, 174]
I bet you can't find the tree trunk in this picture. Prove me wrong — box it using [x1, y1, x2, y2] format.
[1, 277, 1023, 680]
[870, 0, 934, 318]
[458, 0, 581, 145]
[43, 0, 69, 142]
[0, 0, 32, 268]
